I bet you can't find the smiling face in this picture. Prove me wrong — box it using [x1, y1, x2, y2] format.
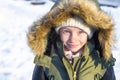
[60, 26, 88, 54]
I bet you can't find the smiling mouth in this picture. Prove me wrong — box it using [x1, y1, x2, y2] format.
[68, 44, 78, 48]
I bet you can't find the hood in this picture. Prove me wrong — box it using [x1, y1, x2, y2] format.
[28, 0, 114, 61]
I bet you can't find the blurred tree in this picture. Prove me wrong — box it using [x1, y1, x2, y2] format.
[31, 0, 46, 5]
[98, 0, 120, 8]
[23, 0, 46, 5]
[50, 0, 57, 2]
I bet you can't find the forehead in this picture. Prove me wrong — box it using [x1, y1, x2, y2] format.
[61, 26, 83, 31]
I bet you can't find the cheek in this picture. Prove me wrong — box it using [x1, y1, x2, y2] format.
[80, 35, 88, 43]
[60, 34, 69, 43]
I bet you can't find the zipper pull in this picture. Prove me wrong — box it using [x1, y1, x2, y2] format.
[73, 71, 76, 80]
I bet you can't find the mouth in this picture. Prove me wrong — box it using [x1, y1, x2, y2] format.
[68, 44, 79, 48]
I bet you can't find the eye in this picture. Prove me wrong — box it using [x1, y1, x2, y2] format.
[61, 29, 71, 35]
[62, 29, 70, 34]
[63, 30, 70, 33]
[78, 30, 84, 34]
[78, 30, 86, 36]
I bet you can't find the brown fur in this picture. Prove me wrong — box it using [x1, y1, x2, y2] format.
[28, 0, 114, 61]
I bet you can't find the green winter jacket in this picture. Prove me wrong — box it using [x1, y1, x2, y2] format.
[33, 41, 115, 80]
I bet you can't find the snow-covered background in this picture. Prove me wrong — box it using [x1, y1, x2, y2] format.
[0, 0, 120, 80]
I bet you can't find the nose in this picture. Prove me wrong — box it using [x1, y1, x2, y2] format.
[69, 32, 77, 42]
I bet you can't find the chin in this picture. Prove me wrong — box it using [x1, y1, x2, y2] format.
[70, 49, 80, 53]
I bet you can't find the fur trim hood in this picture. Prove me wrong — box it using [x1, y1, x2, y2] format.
[28, 0, 114, 61]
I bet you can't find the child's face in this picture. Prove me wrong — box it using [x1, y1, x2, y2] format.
[60, 26, 88, 53]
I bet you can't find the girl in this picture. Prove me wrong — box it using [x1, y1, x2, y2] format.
[28, 0, 116, 80]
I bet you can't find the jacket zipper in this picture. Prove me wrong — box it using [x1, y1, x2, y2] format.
[73, 56, 85, 80]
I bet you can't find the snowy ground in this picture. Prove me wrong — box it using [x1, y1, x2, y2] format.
[0, 0, 120, 80]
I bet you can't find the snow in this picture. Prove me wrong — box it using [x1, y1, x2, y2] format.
[0, 0, 120, 80]
[0, 0, 54, 80]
